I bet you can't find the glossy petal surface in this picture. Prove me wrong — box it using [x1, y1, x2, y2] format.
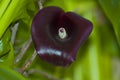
[32, 6, 93, 66]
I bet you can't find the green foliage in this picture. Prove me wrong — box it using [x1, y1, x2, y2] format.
[0, 0, 120, 80]
[0, 29, 11, 56]
[98, 0, 120, 46]
[0, 0, 38, 38]
[0, 65, 25, 80]
[0, 0, 38, 79]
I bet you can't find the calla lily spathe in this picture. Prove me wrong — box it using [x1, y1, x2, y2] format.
[32, 6, 93, 66]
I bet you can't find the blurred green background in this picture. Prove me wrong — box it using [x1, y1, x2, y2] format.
[0, 0, 120, 80]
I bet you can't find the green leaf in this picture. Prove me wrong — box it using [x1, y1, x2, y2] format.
[0, 0, 11, 19]
[0, 29, 11, 56]
[0, 0, 38, 38]
[98, 0, 120, 46]
[0, 65, 26, 80]
[4, 43, 14, 67]
[0, 42, 14, 68]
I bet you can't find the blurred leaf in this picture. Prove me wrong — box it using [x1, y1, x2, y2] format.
[0, 0, 11, 19]
[98, 0, 120, 46]
[14, 0, 38, 48]
[43, 0, 67, 10]
[44, 0, 81, 12]
[0, 28, 14, 68]
[0, 29, 11, 56]
[0, 65, 25, 80]
[0, 0, 39, 38]
[4, 43, 14, 67]
[14, 21, 31, 48]
[0, 43, 14, 68]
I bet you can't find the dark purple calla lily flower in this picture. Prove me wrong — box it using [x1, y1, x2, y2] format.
[31, 6, 93, 66]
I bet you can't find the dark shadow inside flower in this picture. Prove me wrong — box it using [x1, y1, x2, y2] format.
[49, 13, 76, 45]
